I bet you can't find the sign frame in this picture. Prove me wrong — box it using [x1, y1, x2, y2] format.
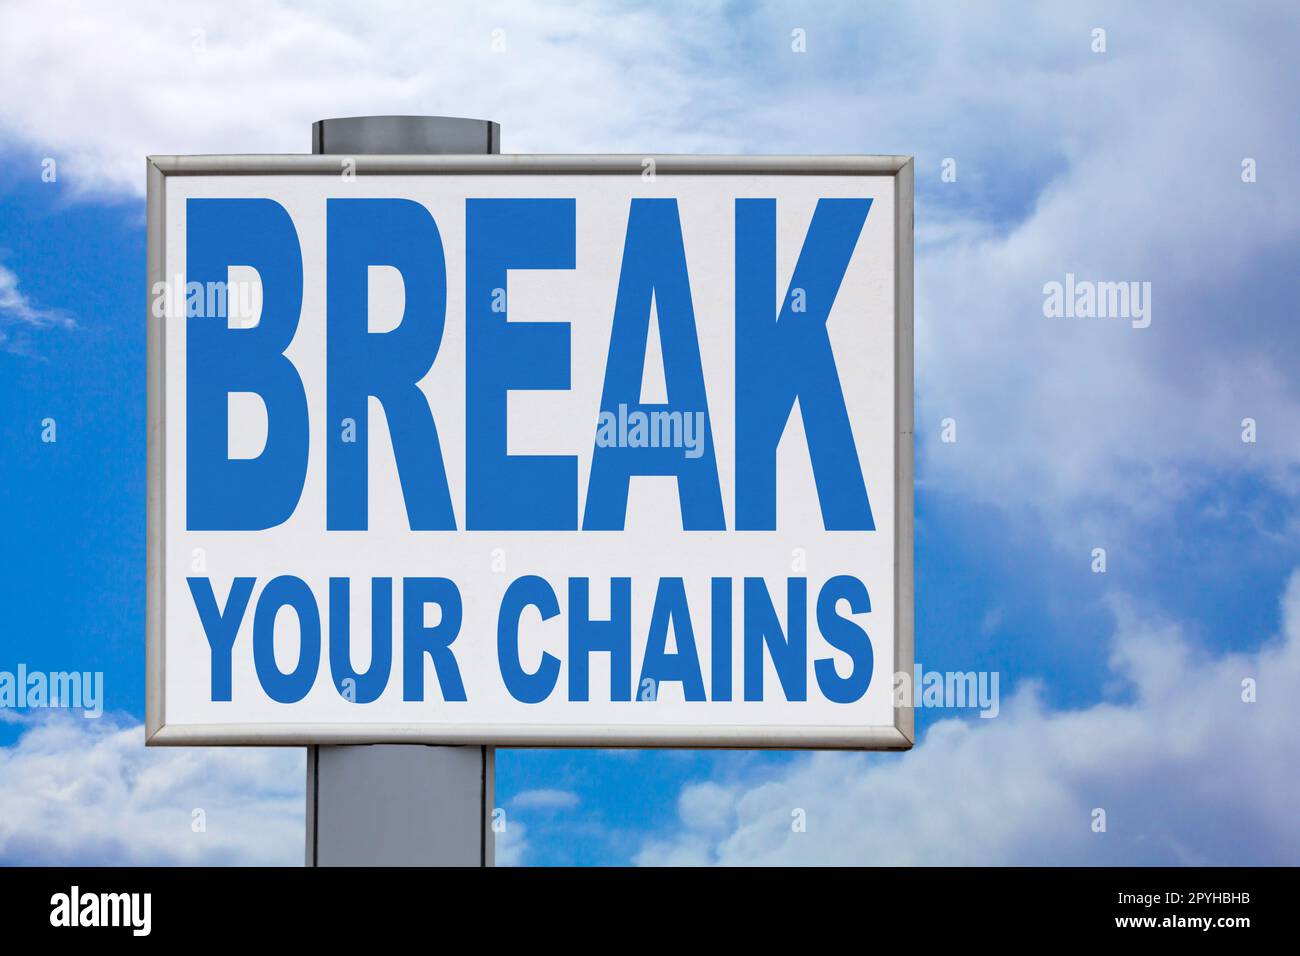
[145, 153, 914, 749]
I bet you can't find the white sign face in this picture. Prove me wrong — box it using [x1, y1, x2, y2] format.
[146, 155, 913, 748]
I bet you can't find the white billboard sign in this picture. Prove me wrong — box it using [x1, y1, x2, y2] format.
[146, 154, 913, 748]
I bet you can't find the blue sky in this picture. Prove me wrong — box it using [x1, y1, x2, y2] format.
[1, 0, 1299, 865]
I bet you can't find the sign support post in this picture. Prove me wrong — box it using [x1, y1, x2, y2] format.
[304, 115, 499, 868]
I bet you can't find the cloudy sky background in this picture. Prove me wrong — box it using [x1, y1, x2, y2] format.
[1, 0, 1297, 864]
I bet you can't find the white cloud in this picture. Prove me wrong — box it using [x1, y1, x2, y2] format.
[0, 264, 67, 327]
[511, 788, 580, 811]
[0, 263, 72, 354]
[0, 0, 742, 198]
[0, 715, 303, 865]
[637, 568, 1300, 865]
[495, 819, 529, 867]
[0, 716, 549, 866]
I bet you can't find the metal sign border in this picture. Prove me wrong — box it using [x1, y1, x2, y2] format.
[145, 153, 914, 749]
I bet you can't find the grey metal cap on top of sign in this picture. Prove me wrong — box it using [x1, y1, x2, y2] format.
[312, 115, 501, 155]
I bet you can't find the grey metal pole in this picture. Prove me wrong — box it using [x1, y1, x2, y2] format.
[305, 115, 499, 867]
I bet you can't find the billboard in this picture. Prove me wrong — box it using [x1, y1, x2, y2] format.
[145, 154, 913, 748]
